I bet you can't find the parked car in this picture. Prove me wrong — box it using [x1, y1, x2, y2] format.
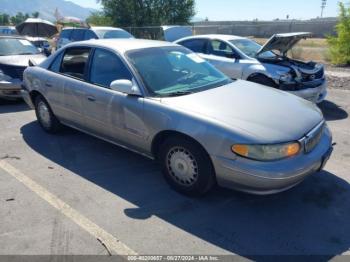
[22, 39, 333, 196]
[26, 37, 52, 56]
[56, 27, 134, 49]
[0, 26, 18, 36]
[0, 36, 46, 100]
[175, 33, 327, 103]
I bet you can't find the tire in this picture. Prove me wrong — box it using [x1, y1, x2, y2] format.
[34, 95, 61, 133]
[159, 136, 216, 196]
[248, 74, 277, 88]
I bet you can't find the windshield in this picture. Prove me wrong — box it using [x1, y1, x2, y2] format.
[230, 39, 275, 59]
[126, 46, 232, 97]
[0, 38, 40, 56]
[94, 29, 134, 39]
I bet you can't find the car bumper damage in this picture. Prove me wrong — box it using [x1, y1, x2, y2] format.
[281, 78, 327, 104]
[212, 124, 333, 195]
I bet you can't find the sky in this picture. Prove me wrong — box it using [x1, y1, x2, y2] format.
[70, 0, 343, 20]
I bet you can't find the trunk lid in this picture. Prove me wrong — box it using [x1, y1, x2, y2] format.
[162, 26, 193, 42]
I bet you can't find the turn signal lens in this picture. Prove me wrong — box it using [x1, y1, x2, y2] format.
[231, 142, 301, 161]
[232, 145, 249, 157]
[286, 143, 300, 157]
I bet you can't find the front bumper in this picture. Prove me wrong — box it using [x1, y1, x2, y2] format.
[212, 126, 333, 195]
[281, 79, 327, 104]
[0, 79, 22, 100]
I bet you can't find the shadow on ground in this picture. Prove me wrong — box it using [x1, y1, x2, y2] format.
[20, 122, 350, 259]
[318, 100, 348, 121]
[0, 100, 30, 114]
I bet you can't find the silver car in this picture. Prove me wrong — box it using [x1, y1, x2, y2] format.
[175, 33, 327, 104]
[22, 39, 333, 196]
[0, 36, 46, 100]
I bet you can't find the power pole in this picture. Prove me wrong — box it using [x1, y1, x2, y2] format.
[321, 0, 327, 18]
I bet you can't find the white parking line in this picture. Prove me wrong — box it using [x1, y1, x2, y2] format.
[0, 160, 137, 255]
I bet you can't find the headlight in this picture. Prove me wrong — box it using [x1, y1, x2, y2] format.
[0, 69, 12, 81]
[232, 142, 301, 161]
[277, 71, 293, 82]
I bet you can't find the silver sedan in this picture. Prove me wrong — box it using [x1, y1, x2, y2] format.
[175, 33, 327, 104]
[22, 39, 333, 196]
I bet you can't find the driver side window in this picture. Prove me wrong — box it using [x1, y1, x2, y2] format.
[89, 48, 132, 88]
[208, 40, 238, 59]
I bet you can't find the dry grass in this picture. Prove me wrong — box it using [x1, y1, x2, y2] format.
[253, 38, 330, 63]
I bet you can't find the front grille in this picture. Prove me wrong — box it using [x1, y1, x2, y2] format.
[0, 64, 26, 80]
[301, 68, 324, 82]
[304, 122, 325, 153]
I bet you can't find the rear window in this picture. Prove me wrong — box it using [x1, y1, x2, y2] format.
[94, 29, 133, 39]
[60, 29, 72, 39]
[84, 30, 97, 40]
[71, 29, 86, 41]
[179, 39, 207, 53]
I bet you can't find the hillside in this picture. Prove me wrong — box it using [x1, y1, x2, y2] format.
[0, 0, 95, 21]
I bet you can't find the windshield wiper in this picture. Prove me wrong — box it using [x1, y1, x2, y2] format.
[18, 52, 35, 55]
[164, 91, 194, 97]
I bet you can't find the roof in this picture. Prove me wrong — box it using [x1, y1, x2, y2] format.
[175, 34, 246, 42]
[68, 38, 178, 53]
[90, 27, 125, 31]
[61, 27, 126, 31]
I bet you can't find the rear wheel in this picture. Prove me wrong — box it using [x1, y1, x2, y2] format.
[248, 74, 277, 88]
[159, 136, 216, 196]
[34, 95, 61, 133]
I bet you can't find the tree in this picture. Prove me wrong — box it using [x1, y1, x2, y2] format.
[10, 12, 30, 25]
[0, 13, 11, 25]
[32, 12, 40, 18]
[98, 0, 196, 27]
[87, 11, 112, 26]
[327, 2, 350, 65]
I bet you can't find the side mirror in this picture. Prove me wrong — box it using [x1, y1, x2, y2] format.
[28, 59, 37, 67]
[110, 79, 142, 96]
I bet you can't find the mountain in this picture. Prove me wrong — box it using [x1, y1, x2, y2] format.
[0, 0, 95, 21]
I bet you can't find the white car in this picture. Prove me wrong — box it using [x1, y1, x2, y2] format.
[56, 27, 134, 49]
[175, 33, 327, 103]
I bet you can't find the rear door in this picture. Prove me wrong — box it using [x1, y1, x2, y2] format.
[59, 47, 92, 128]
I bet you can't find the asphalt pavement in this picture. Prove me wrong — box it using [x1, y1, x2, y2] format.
[0, 89, 349, 259]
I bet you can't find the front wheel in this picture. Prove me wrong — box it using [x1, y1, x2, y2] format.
[34, 95, 62, 133]
[159, 136, 216, 196]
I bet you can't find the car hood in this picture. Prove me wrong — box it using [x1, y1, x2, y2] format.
[0, 54, 46, 67]
[160, 80, 323, 144]
[257, 32, 312, 56]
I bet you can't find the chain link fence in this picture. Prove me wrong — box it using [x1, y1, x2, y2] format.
[123, 19, 337, 40]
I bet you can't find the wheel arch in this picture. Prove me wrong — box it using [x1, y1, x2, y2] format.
[246, 72, 278, 88]
[29, 90, 46, 104]
[151, 130, 211, 161]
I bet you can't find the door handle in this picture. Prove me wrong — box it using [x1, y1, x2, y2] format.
[87, 96, 96, 102]
[45, 82, 53, 87]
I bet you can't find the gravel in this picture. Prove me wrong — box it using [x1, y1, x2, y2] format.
[326, 66, 350, 90]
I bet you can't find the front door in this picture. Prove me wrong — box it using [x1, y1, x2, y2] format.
[84, 48, 145, 146]
[201, 39, 243, 79]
